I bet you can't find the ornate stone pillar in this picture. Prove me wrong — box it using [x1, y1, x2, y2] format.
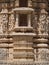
[28, 14, 31, 27]
[36, 3, 49, 62]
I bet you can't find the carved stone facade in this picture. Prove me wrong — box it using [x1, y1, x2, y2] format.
[0, 0, 49, 65]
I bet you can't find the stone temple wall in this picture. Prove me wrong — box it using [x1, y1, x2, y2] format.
[0, 0, 48, 65]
